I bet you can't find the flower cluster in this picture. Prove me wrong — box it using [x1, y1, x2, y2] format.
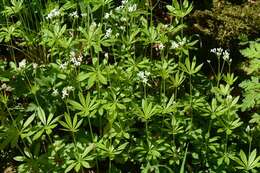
[105, 28, 112, 38]
[62, 86, 74, 99]
[154, 43, 165, 51]
[70, 51, 83, 67]
[46, 8, 60, 20]
[137, 71, 150, 84]
[170, 39, 186, 49]
[115, 0, 137, 13]
[18, 59, 26, 70]
[52, 88, 59, 97]
[0, 83, 13, 92]
[60, 62, 68, 70]
[104, 11, 112, 19]
[128, 4, 137, 12]
[210, 47, 231, 62]
[69, 11, 79, 18]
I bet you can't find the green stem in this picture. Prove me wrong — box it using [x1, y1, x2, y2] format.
[109, 159, 112, 173]
[225, 133, 228, 153]
[87, 117, 94, 141]
[189, 74, 193, 130]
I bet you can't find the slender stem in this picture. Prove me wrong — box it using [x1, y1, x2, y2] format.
[217, 57, 221, 86]
[144, 84, 147, 99]
[109, 159, 112, 173]
[189, 74, 193, 130]
[88, 117, 94, 141]
[145, 121, 149, 142]
[225, 133, 228, 153]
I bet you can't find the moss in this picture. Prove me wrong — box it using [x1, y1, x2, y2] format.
[189, 1, 260, 46]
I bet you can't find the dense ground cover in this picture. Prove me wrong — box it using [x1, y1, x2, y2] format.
[0, 0, 259, 172]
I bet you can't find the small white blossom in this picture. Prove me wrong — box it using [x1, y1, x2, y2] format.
[246, 125, 251, 133]
[211, 47, 224, 57]
[1, 83, 7, 90]
[104, 13, 110, 19]
[115, 33, 120, 37]
[46, 8, 60, 20]
[207, 60, 211, 63]
[32, 63, 38, 69]
[171, 41, 179, 49]
[1, 83, 13, 92]
[116, 6, 123, 11]
[69, 11, 79, 18]
[128, 4, 137, 12]
[158, 43, 165, 50]
[67, 86, 75, 91]
[60, 62, 68, 70]
[18, 59, 26, 69]
[227, 95, 232, 100]
[137, 71, 150, 84]
[121, 17, 127, 22]
[222, 50, 230, 61]
[61, 86, 74, 99]
[145, 71, 150, 76]
[210, 48, 216, 53]
[104, 53, 109, 58]
[52, 88, 59, 97]
[122, 0, 128, 5]
[105, 28, 112, 38]
[70, 51, 83, 67]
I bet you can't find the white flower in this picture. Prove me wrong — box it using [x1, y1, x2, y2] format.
[115, 33, 120, 37]
[92, 22, 97, 28]
[210, 48, 216, 53]
[171, 41, 179, 49]
[207, 60, 211, 63]
[216, 48, 223, 57]
[46, 8, 60, 20]
[69, 11, 79, 18]
[70, 51, 83, 67]
[52, 88, 59, 96]
[137, 71, 150, 84]
[158, 43, 165, 50]
[120, 26, 125, 30]
[121, 17, 127, 22]
[246, 125, 251, 133]
[67, 86, 75, 91]
[105, 28, 112, 38]
[1, 83, 13, 92]
[227, 95, 232, 100]
[60, 62, 68, 70]
[210, 47, 224, 57]
[145, 71, 150, 76]
[222, 50, 230, 61]
[104, 13, 110, 19]
[128, 4, 137, 12]
[122, 0, 128, 5]
[116, 6, 123, 11]
[104, 53, 109, 58]
[137, 71, 145, 79]
[32, 63, 38, 69]
[18, 59, 26, 69]
[61, 86, 74, 99]
[62, 89, 69, 99]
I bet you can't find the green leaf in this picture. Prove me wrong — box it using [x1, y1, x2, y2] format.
[33, 129, 44, 140]
[14, 156, 25, 162]
[23, 113, 35, 129]
[76, 72, 88, 82]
